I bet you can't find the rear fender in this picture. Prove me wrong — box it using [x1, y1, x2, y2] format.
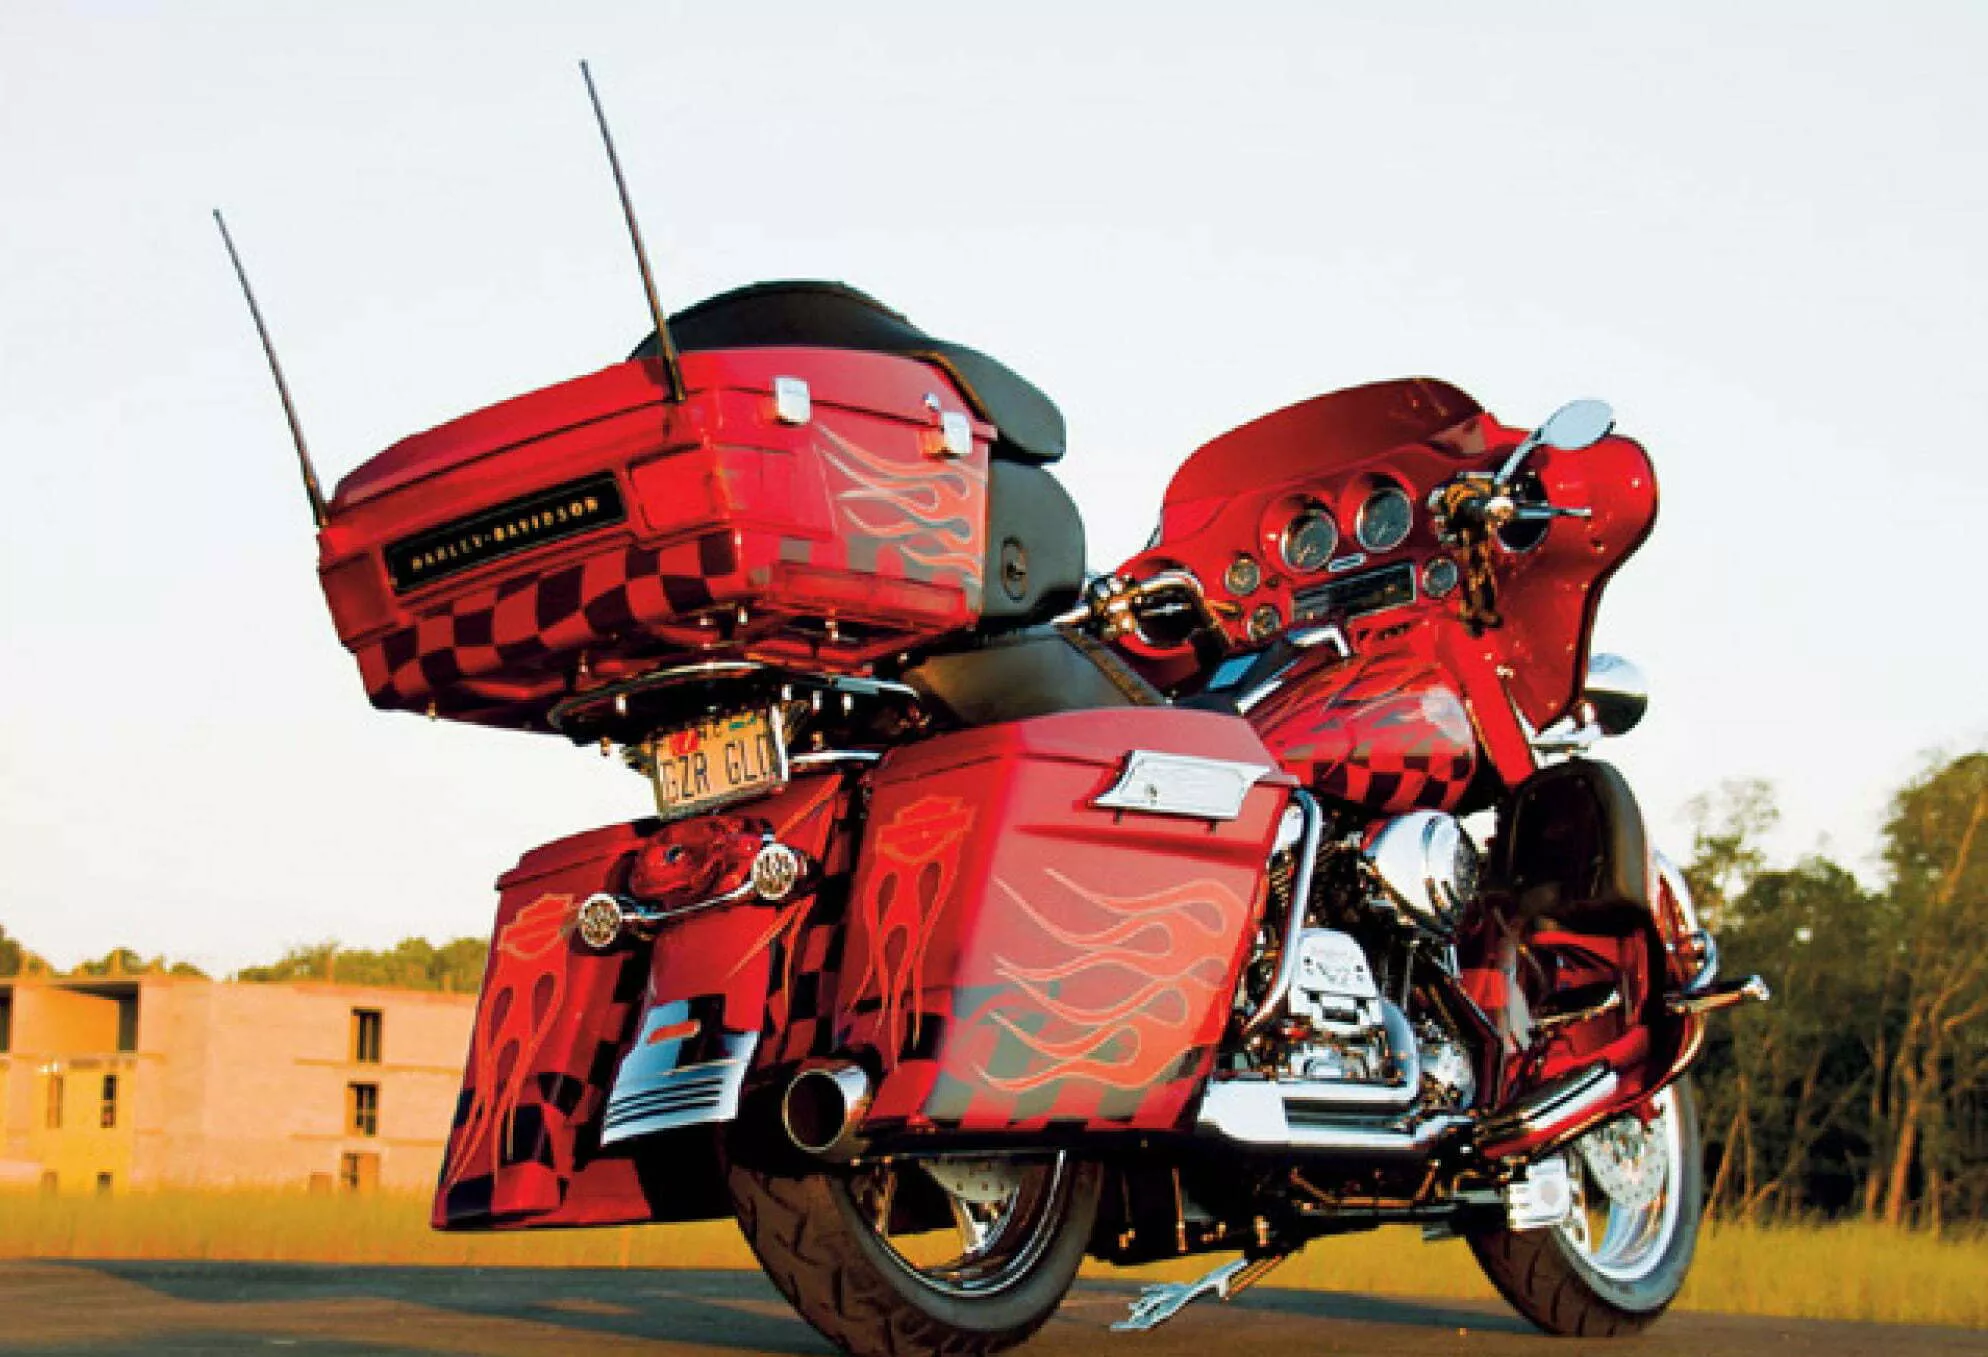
[432, 772, 849, 1231]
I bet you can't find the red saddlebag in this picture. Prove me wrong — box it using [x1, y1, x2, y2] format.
[820, 708, 1293, 1140]
[318, 346, 995, 732]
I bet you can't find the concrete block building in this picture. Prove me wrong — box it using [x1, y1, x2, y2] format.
[0, 975, 475, 1195]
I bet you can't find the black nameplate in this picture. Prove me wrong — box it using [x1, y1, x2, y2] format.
[385, 472, 626, 594]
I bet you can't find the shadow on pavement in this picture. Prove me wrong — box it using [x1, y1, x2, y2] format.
[75, 1263, 832, 1355]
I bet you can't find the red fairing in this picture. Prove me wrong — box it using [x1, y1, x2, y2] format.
[831, 708, 1294, 1137]
[432, 773, 849, 1230]
[1115, 380, 1657, 793]
[318, 347, 995, 732]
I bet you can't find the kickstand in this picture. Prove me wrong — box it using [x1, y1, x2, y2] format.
[1111, 1251, 1292, 1333]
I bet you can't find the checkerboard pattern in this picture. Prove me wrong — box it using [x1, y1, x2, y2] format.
[1316, 743, 1476, 813]
[362, 532, 737, 720]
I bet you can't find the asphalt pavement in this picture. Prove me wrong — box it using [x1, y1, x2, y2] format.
[0, 1262, 1977, 1356]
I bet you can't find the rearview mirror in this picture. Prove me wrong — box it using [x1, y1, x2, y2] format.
[1538, 399, 1616, 453]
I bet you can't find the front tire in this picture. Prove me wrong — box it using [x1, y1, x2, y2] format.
[1469, 1081, 1703, 1337]
[727, 1150, 1102, 1357]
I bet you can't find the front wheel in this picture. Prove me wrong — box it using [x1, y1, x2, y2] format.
[727, 1149, 1102, 1357]
[1469, 1080, 1703, 1337]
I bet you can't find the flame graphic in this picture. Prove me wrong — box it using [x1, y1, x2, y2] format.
[976, 871, 1249, 1093]
[851, 795, 975, 1064]
[817, 426, 985, 580]
[443, 892, 574, 1191]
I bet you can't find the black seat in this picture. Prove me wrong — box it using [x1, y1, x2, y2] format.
[631, 280, 1065, 465]
[897, 627, 1163, 728]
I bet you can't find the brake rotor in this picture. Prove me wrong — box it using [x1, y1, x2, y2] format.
[1577, 1102, 1671, 1209]
[920, 1157, 1025, 1206]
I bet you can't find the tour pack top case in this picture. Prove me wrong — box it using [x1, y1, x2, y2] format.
[315, 284, 1071, 734]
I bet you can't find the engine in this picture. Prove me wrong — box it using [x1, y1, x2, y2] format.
[1237, 807, 1484, 1115]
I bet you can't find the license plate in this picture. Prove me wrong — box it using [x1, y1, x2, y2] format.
[651, 709, 787, 819]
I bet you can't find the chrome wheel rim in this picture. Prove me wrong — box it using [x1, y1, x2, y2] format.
[838, 1152, 1071, 1298]
[1558, 1087, 1684, 1283]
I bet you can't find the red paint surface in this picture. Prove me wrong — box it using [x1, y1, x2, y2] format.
[433, 773, 850, 1231]
[837, 708, 1293, 1136]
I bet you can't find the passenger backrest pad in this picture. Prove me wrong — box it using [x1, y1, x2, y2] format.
[980, 461, 1086, 628]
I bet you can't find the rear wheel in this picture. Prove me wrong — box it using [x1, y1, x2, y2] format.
[1469, 1081, 1703, 1337]
[727, 1150, 1102, 1357]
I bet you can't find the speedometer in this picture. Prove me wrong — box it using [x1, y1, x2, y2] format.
[1355, 486, 1413, 552]
[1280, 507, 1338, 572]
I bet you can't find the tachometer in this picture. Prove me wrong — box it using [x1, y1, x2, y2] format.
[1355, 486, 1413, 553]
[1280, 507, 1338, 572]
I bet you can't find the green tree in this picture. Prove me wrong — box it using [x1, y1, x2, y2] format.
[236, 937, 489, 992]
[71, 947, 206, 978]
[0, 924, 47, 977]
[1699, 855, 1878, 1219]
[1865, 750, 1988, 1228]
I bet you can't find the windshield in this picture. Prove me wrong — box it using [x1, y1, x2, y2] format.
[1164, 378, 1482, 511]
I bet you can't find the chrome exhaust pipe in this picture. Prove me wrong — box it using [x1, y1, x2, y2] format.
[782, 1062, 872, 1159]
[1197, 1078, 1470, 1157]
[1473, 1064, 1621, 1160]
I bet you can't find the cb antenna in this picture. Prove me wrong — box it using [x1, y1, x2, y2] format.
[213, 208, 330, 528]
[580, 60, 686, 403]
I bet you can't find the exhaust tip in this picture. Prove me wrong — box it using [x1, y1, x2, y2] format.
[782, 1064, 871, 1157]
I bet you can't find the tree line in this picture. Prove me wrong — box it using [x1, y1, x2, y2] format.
[1685, 750, 1986, 1229]
[0, 928, 489, 994]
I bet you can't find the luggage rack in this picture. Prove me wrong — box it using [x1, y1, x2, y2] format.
[548, 659, 922, 749]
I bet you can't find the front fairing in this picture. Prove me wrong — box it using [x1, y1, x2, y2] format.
[1116, 384, 1658, 793]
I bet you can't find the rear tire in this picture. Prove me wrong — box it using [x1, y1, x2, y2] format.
[727, 1149, 1102, 1357]
[1469, 1081, 1703, 1337]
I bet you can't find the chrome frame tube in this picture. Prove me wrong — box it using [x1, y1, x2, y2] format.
[1240, 789, 1324, 1041]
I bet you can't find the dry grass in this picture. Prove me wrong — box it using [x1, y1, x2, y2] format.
[1, 1191, 1981, 1328]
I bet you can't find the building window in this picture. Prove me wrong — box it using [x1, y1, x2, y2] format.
[115, 995, 139, 1053]
[100, 1074, 119, 1130]
[347, 1082, 379, 1137]
[0, 993, 12, 1053]
[351, 1008, 383, 1064]
[339, 1152, 379, 1194]
[95, 1172, 114, 1196]
[45, 1073, 64, 1129]
[40, 1171, 58, 1195]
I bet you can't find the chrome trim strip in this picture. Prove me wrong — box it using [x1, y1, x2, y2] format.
[789, 749, 884, 768]
[1094, 751, 1274, 821]
[601, 1010, 758, 1146]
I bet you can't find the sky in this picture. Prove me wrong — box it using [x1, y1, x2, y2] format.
[2, 3, 1984, 974]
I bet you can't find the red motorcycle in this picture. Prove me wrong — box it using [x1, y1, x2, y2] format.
[241, 219, 1771, 1351]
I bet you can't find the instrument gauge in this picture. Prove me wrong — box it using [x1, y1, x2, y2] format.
[1279, 507, 1339, 573]
[1356, 486, 1414, 553]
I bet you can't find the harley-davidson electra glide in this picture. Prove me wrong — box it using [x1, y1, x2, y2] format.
[234, 87, 1765, 1356]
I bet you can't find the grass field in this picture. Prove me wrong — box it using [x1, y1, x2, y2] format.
[1, 1191, 1981, 1329]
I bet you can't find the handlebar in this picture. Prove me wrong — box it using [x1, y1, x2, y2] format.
[1054, 569, 1223, 643]
[1431, 477, 1590, 545]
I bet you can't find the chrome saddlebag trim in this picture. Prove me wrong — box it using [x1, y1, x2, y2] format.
[601, 1002, 758, 1146]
